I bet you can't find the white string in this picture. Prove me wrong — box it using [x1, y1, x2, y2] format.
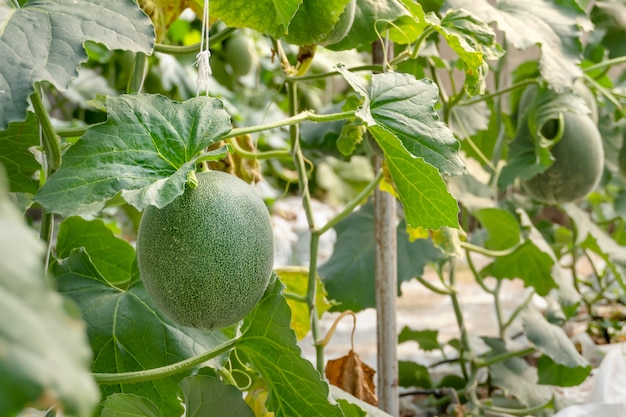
[195, 0, 211, 96]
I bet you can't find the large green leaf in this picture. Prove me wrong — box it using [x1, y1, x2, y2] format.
[483, 338, 554, 408]
[207, 0, 352, 45]
[179, 375, 254, 417]
[204, 0, 300, 39]
[480, 210, 558, 296]
[319, 202, 443, 312]
[326, 0, 411, 50]
[337, 67, 463, 229]
[522, 308, 591, 387]
[445, 0, 589, 91]
[101, 393, 161, 417]
[0, 164, 99, 417]
[0, 0, 154, 129]
[473, 208, 522, 250]
[56, 217, 135, 285]
[237, 276, 344, 417]
[368, 73, 466, 177]
[53, 249, 228, 417]
[34, 94, 232, 217]
[0, 111, 40, 194]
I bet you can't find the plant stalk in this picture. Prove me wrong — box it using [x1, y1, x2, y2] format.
[94, 337, 240, 384]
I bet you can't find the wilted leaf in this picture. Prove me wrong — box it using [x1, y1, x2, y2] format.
[325, 350, 378, 406]
[0, 0, 154, 129]
[0, 164, 100, 417]
[35, 94, 232, 217]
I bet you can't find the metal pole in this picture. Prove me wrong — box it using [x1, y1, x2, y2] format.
[372, 40, 399, 416]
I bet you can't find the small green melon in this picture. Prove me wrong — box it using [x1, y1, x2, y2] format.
[137, 170, 274, 330]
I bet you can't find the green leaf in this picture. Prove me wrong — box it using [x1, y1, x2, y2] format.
[330, 386, 394, 417]
[53, 249, 228, 417]
[57, 217, 135, 285]
[101, 393, 162, 417]
[275, 267, 332, 340]
[369, 72, 466, 177]
[473, 208, 521, 250]
[35, 94, 232, 217]
[337, 399, 367, 417]
[284, 0, 353, 45]
[206, 0, 300, 39]
[437, 9, 504, 95]
[483, 337, 554, 408]
[398, 328, 441, 351]
[237, 276, 343, 417]
[483, 242, 556, 296]
[210, 0, 353, 45]
[326, 0, 411, 50]
[445, 0, 589, 91]
[522, 308, 591, 387]
[370, 126, 461, 229]
[0, 164, 99, 417]
[179, 375, 254, 417]
[0, 0, 154, 129]
[398, 361, 433, 388]
[336, 67, 463, 229]
[0, 111, 40, 193]
[481, 210, 559, 296]
[319, 202, 443, 312]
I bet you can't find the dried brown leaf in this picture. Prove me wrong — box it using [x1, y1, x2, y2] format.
[325, 350, 378, 406]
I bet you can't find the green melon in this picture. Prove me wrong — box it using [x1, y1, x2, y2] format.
[521, 111, 604, 205]
[136, 170, 274, 330]
[320, 0, 356, 46]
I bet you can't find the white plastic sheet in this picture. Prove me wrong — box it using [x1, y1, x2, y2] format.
[555, 346, 626, 416]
